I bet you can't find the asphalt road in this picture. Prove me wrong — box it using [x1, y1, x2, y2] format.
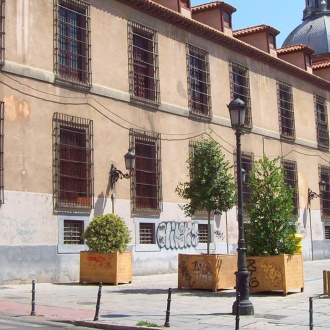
[0, 315, 92, 330]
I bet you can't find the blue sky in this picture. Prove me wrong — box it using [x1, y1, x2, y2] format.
[191, 0, 304, 46]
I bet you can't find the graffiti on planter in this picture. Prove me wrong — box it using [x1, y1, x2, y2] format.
[214, 230, 225, 241]
[193, 259, 216, 282]
[260, 264, 282, 288]
[156, 221, 198, 250]
[179, 260, 195, 287]
[247, 258, 259, 288]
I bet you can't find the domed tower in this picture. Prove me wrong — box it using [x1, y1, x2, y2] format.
[282, 0, 330, 61]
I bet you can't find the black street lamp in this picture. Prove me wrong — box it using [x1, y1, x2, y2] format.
[110, 148, 136, 189]
[227, 97, 254, 316]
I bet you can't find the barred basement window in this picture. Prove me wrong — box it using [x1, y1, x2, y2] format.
[64, 220, 84, 244]
[229, 62, 252, 128]
[128, 21, 160, 105]
[139, 223, 155, 244]
[0, 102, 3, 205]
[198, 224, 208, 243]
[277, 81, 295, 139]
[325, 226, 330, 239]
[283, 159, 299, 215]
[54, 0, 91, 88]
[320, 165, 330, 218]
[187, 44, 211, 118]
[130, 129, 162, 213]
[0, 0, 5, 65]
[315, 95, 329, 149]
[53, 113, 94, 210]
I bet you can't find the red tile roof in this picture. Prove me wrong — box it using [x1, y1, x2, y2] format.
[277, 44, 315, 55]
[192, 1, 236, 14]
[313, 61, 330, 69]
[233, 24, 280, 37]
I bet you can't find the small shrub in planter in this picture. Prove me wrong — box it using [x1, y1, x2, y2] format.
[82, 213, 131, 253]
[80, 214, 132, 285]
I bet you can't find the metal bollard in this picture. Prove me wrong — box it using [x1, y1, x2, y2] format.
[164, 287, 172, 327]
[309, 297, 313, 330]
[235, 292, 240, 330]
[93, 282, 102, 321]
[30, 280, 36, 316]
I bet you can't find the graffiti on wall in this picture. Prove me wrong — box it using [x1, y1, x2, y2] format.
[156, 221, 198, 250]
[214, 230, 225, 241]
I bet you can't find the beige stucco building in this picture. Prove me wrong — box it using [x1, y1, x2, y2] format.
[0, 0, 330, 284]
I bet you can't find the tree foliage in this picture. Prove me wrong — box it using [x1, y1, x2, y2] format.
[176, 137, 236, 254]
[83, 214, 131, 253]
[245, 156, 299, 256]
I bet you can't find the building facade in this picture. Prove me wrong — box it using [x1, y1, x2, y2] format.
[0, 0, 330, 284]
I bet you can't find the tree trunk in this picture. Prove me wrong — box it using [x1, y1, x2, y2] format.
[207, 210, 211, 255]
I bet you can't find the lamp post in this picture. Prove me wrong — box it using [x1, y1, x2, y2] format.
[227, 97, 254, 316]
[110, 148, 136, 189]
[307, 180, 326, 260]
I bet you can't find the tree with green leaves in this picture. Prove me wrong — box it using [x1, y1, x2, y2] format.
[245, 155, 299, 256]
[176, 137, 236, 254]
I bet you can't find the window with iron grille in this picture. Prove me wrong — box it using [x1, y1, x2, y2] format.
[139, 222, 155, 244]
[229, 62, 252, 128]
[0, 0, 5, 66]
[277, 81, 295, 139]
[282, 159, 299, 215]
[320, 166, 330, 218]
[187, 44, 211, 117]
[235, 151, 253, 218]
[325, 225, 330, 239]
[315, 95, 329, 149]
[128, 21, 160, 105]
[0, 102, 3, 205]
[130, 129, 162, 213]
[53, 113, 93, 210]
[54, 0, 91, 88]
[198, 223, 208, 243]
[64, 219, 84, 244]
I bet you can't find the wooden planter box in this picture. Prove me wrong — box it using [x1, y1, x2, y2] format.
[247, 253, 304, 295]
[80, 251, 132, 285]
[178, 253, 236, 292]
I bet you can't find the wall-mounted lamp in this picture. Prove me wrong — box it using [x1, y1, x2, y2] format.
[110, 148, 136, 189]
[308, 180, 326, 205]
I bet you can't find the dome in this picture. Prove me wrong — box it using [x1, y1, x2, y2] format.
[282, 14, 330, 55]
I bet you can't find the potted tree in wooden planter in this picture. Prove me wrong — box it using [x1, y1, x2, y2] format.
[245, 156, 303, 295]
[176, 137, 237, 291]
[80, 213, 132, 285]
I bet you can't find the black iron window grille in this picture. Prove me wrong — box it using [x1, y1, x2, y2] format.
[320, 165, 330, 218]
[54, 0, 91, 88]
[128, 21, 160, 105]
[229, 62, 252, 128]
[139, 222, 155, 244]
[187, 44, 211, 118]
[277, 81, 295, 139]
[0, 0, 5, 66]
[64, 219, 84, 244]
[198, 223, 208, 243]
[53, 113, 94, 210]
[130, 128, 162, 213]
[0, 102, 3, 205]
[282, 159, 299, 215]
[325, 225, 330, 239]
[315, 95, 329, 149]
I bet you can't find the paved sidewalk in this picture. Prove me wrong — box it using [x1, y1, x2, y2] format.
[0, 259, 329, 329]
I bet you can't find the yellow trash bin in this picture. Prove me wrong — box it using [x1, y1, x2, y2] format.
[295, 234, 303, 253]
